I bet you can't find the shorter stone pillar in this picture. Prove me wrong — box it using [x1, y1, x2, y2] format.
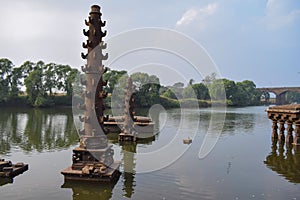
[293, 122, 300, 146]
[286, 121, 294, 144]
[278, 121, 285, 142]
[272, 120, 278, 140]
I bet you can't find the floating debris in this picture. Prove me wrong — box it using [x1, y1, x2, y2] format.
[183, 137, 192, 144]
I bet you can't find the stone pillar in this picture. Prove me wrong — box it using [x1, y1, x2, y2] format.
[278, 120, 285, 142]
[293, 121, 300, 146]
[272, 120, 278, 140]
[286, 121, 294, 144]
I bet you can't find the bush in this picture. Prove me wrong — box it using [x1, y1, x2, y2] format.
[159, 96, 180, 108]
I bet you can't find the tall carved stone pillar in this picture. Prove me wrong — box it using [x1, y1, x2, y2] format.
[61, 5, 120, 182]
[119, 77, 136, 142]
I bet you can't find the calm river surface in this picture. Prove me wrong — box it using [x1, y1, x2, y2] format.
[0, 106, 300, 200]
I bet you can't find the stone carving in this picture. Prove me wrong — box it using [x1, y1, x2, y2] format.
[61, 5, 120, 182]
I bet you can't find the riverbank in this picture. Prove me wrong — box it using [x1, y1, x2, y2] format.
[0, 95, 264, 108]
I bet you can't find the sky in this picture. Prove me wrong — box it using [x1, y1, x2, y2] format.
[0, 0, 299, 87]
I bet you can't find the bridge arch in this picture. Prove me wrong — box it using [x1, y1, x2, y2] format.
[259, 87, 300, 105]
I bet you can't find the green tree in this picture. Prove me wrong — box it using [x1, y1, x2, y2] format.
[65, 68, 80, 96]
[9, 67, 23, 99]
[192, 83, 210, 100]
[208, 79, 232, 104]
[162, 88, 177, 99]
[182, 85, 197, 99]
[235, 80, 261, 106]
[24, 67, 45, 106]
[131, 72, 160, 107]
[173, 82, 184, 88]
[103, 69, 127, 93]
[0, 58, 13, 102]
[286, 91, 300, 104]
[43, 63, 56, 96]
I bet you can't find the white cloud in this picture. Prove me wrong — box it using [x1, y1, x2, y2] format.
[176, 9, 198, 27]
[176, 3, 218, 27]
[263, 0, 300, 30]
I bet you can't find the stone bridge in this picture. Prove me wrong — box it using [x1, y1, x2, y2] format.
[259, 87, 300, 105]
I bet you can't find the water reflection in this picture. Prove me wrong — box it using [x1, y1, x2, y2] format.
[121, 142, 137, 198]
[62, 181, 117, 200]
[62, 137, 155, 200]
[111, 136, 155, 198]
[264, 141, 300, 183]
[0, 107, 79, 154]
[0, 178, 13, 187]
[221, 112, 256, 134]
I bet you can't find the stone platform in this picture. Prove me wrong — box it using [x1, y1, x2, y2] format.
[61, 146, 121, 182]
[104, 116, 154, 133]
[0, 159, 28, 178]
[61, 162, 121, 182]
[267, 104, 300, 145]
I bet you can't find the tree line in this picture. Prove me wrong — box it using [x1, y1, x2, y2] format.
[160, 73, 263, 107]
[1, 58, 298, 108]
[0, 58, 79, 107]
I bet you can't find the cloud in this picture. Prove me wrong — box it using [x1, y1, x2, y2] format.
[176, 3, 218, 27]
[263, 0, 300, 30]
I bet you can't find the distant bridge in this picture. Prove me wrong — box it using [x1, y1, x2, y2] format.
[258, 87, 300, 105]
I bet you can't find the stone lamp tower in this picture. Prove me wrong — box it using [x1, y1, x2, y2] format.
[61, 5, 120, 182]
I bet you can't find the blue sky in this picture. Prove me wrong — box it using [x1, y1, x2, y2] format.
[0, 0, 299, 87]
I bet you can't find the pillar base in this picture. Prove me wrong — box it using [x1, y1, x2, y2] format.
[118, 133, 136, 142]
[61, 161, 121, 182]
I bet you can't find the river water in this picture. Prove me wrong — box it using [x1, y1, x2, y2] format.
[0, 106, 300, 200]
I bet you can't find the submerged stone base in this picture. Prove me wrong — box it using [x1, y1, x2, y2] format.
[118, 133, 136, 142]
[61, 162, 121, 182]
[0, 159, 28, 178]
[104, 116, 154, 134]
[61, 147, 121, 182]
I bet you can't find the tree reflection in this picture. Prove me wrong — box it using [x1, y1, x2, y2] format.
[62, 129, 156, 200]
[264, 140, 300, 183]
[61, 181, 117, 200]
[0, 108, 78, 154]
[221, 112, 256, 135]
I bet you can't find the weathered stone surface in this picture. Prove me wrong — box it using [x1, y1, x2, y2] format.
[267, 104, 300, 146]
[61, 5, 120, 182]
[0, 159, 28, 178]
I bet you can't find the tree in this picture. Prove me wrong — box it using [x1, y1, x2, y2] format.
[65, 68, 80, 96]
[235, 80, 261, 106]
[202, 72, 217, 85]
[286, 91, 300, 104]
[130, 72, 160, 107]
[0, 58, 13, 102]
[192, 83, 210, 100]
[43, 63, 56, 96]
[103, 69, 127, 93]
[173, 82, 184, 88]
[208, 79, 234, 104]
[24, 67, 45, 105]
[162, 88, 177, 99]
[182, 85, 197, 99]
[9, 67, 23, 98]
[189, 79, 195, 85]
